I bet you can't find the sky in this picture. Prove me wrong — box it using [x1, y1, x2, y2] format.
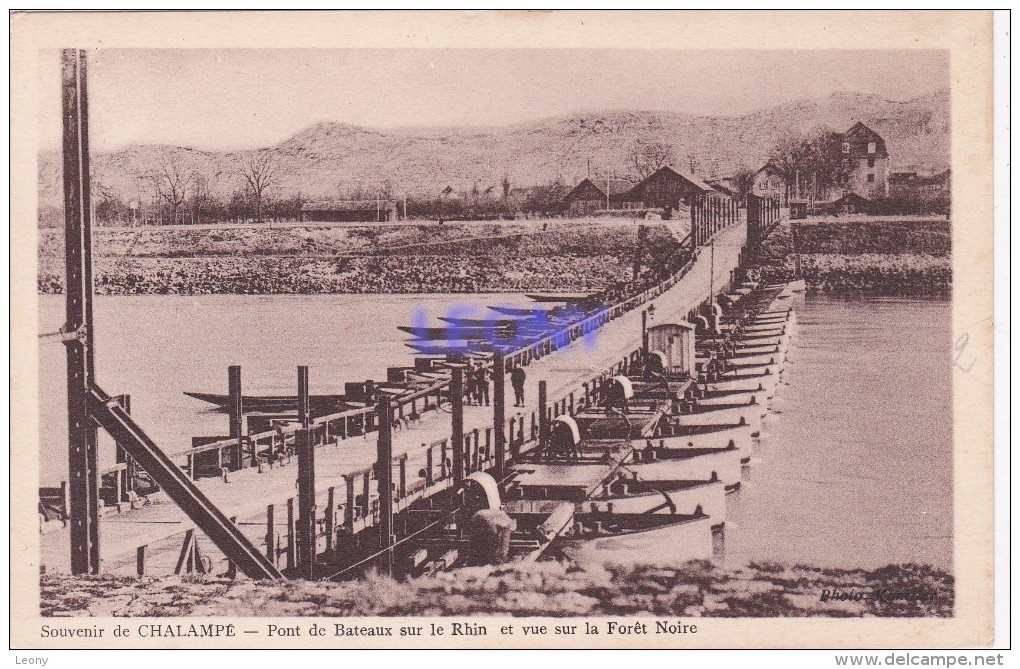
[37, 48, 949, 152]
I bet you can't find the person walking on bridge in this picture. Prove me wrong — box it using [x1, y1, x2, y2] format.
[510, 365, 526, 407]
[475, 364, 490, 406]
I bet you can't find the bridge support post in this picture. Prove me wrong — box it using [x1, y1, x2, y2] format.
[375, 398, 394, 576]
[450, 365, 465, 483]
[298, 366, 310, 429]
[492, 351, 506, 476]
[265, 504, 277, 567]
[62, 48, 100, 576]
[286, 497, 296, 570]
[296, 427, 316, 579]
[538, 380, 548, 450]
[325, 487, 336, 555]
[228, 365, 243, 471]
[344, 476, 355, 529]
[114, 394, 134, 501]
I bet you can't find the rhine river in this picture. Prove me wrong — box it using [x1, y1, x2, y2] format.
[37, 293, 952, 571]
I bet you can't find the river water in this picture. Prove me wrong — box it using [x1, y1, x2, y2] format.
[725, 295, 953, 571]
[36, 293, 952, 571]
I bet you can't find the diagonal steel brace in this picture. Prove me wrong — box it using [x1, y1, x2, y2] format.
[86, 384, 283, 579]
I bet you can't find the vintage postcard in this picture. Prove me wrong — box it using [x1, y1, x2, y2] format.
[10, 10, 996, 650]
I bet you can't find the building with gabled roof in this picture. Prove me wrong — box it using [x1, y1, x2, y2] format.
[628, 166, 714, 210]
[562, 177, 637, 215]
[841, 122, 889, 199]
[751, 163, 788, 205]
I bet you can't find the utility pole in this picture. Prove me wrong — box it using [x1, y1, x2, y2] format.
[632, 224, 646, 283]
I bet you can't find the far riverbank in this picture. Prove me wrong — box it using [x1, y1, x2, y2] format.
[754, 217, 951, 296]
[37, 220, 681, 295]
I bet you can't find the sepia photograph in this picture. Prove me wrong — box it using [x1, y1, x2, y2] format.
[10, 10, 998, 652]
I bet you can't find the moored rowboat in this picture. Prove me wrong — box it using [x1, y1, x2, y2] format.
[670, 400, 765, 427]
[702, 371, 780, 397]
[628, 446, 743, 489]
[650, 421, 757, 453]
[584, 476, 727, 525]
[557, 512, 714, 568]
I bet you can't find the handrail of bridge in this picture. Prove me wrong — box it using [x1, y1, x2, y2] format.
[171, 379, 452, 462]
[170, 217, 739, 474]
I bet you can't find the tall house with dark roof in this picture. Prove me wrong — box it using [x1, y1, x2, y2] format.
[842, 122, 889, 199]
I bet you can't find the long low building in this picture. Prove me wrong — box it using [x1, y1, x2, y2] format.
[564, 166, 715, 216]
[300, 200, 397, 222]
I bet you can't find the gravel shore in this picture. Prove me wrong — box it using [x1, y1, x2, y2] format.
[42, 561, 952, 618]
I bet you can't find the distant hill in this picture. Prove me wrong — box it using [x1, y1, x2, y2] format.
[37, 88, 949, 207]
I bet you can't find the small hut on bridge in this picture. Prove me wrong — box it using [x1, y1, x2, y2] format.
[647, 321, 697, 378]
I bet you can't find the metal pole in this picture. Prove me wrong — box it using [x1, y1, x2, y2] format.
[632, 224, 645, 283]
[450, 365, 465, 483]
[297, 366, 310, 429]
[376, 398, 394, 576]
[296, 427, 316, 579]
[61, 48, 100, 575]
[492, 352, 506, 475]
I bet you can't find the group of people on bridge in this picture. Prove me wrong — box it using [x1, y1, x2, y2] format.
[460, 362, 527, 408]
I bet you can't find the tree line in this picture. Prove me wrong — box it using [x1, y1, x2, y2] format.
[48, 131, 943, 229]
[74, 150, 576, 227]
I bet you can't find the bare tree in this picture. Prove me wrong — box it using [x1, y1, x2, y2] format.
[686, 153, 699, 175]
[90, 166, 125, 226]
[627, 141, 674, 181]
[150, 152, 194, 225]
[767, 127, 851, 200]
[241, 151, 276, 225]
